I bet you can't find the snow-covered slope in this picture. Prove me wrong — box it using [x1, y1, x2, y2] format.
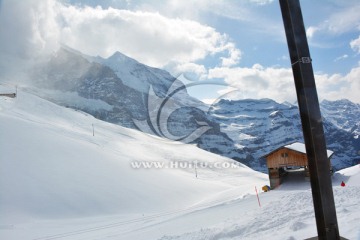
[0, 87, 359, 240]
[0, 87, 267, 239]
[157, 165, 360, 240]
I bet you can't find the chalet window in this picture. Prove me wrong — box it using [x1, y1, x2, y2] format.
[281, 153, 288, 158]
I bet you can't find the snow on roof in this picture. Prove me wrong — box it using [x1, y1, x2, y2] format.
[284, 142, 334, 158]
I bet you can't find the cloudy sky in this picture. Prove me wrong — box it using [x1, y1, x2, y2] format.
[0, 0, 359, 104]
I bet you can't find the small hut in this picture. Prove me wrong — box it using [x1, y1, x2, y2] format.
[263, 142, 333, 189]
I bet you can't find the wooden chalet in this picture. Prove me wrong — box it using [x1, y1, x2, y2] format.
[264, 142, 334, 189]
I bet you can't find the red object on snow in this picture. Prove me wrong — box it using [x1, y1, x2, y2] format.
[341, 181, 346, 187]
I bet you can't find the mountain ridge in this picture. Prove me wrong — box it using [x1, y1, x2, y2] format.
[209, 98, 359, 171]
[26, 47, 359, 172]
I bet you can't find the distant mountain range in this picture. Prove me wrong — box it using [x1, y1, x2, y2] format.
[27, 47, 359, 172]
[209, 98, 359, 171]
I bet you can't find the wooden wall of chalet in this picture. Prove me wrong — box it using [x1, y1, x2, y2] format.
[266, 148, 308, 169]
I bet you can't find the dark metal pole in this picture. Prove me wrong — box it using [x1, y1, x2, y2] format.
[279, 0, 340, 239]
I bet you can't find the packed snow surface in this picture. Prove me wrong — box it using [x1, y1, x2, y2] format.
[0, 87, 359, 240]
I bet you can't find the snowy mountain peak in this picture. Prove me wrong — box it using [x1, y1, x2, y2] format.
[107, 51, 139, 64]
[321, 98, 356, 106]
[88, 49, 176, 94]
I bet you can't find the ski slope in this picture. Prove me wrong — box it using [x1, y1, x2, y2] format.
[0, 87, 359, 240]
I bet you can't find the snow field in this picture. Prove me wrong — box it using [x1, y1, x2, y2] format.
[0, 88, 268, 239]
[0, 87, 358, 240]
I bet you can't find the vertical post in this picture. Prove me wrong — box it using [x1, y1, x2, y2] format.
[269, 168, 281, 189]
[279, 0, 340, 239]
[194, 162, 198, 178]
[255, 186, 261, 207]
[92, 123, 95, 137]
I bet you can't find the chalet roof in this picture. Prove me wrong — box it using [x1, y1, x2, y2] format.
[263, 142, 334, 159]
[284, 142, 334, 158]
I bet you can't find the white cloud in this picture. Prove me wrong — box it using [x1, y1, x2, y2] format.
[0, 0, 59, 58]
[1, 0, 358, 104]
[344, 64, 360, 102]
[138, 0, 214, 20]
[306, 26, 318, 39]
[350, 35, 360, 54]
[307, 3, 360, 38]
[0, 0, 242, 80]
[0, 0, 59, 83]
[136, 0, 283, 41]
[208, 64, 295, 102]
[0, 0, 60, 79]
[208, 63, 360, 103]
[61, 7, 198, 63]
[58, 5, 241, 69]
[326, 8, 360, 34]
[220, 44, 242, 67]
[171, 62, 207, 80]
[249, 0, 274, 5]
[138, 0, 261, 21]
[321, 63, 360, 103]
[334, 54, 349, 62]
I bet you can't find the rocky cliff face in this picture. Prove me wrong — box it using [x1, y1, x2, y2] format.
[30, 48, 240, 161]
[29, 48, 359, 172]
[208, 98, 360, 171]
